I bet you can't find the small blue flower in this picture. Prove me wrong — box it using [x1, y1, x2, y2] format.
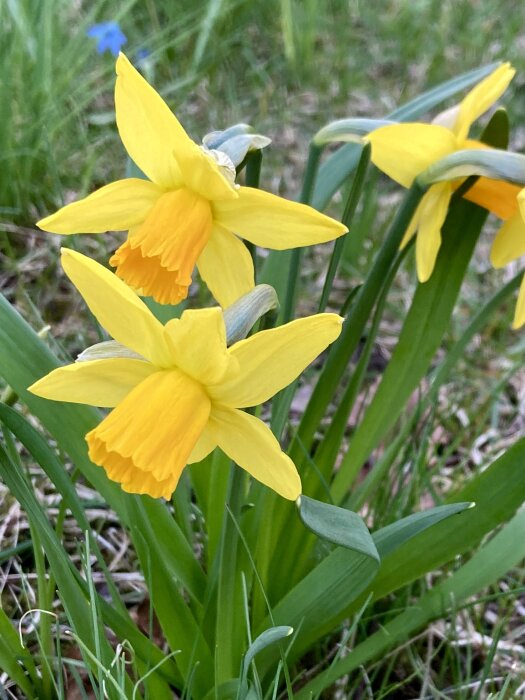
[136, 48, 151, 61]
[86, 22, 127, 57]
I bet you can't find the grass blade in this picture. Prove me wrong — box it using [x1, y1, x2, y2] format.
[297, 504, 525, 697]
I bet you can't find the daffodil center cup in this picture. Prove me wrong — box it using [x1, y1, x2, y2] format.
[110, 188, 213, 304]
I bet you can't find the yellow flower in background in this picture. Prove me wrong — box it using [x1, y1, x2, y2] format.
[37, 53, 347, 308]
[366, 63, 515, 282]
[466, 177, 525, 328]
[29, 249, 343, 500]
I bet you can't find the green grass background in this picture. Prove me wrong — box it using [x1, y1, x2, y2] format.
[2, 0, 525, 224]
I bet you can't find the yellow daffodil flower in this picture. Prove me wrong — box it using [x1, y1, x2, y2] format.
[465, 177, 525, 328]
[365, 63, 515, 282]
[29, 249, 343, 500]
[37, 54, 347, 308]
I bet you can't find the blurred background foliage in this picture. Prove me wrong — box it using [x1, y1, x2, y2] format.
[2, 0, 525, 225]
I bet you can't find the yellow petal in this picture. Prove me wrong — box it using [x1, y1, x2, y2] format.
[415, 184, 452, 283]
[115, 53, 185, 188]
[463, 177, 520, 220]
[61, 249, 171, 367]
[453, 63, 515, 143]
[462, 138, 489, 151]
[366, 123, 457, 187]
[176, 139, 239, 202]
[29, 359, 156, 407]
[37, 179, 163, 234]
[512, 274, 525, 329]
[164, 307, 234, 386]
[209, 313, 343, 408]
[208, 406, 301, 500]
[196, 225, 255, 308]
[517, 188, 525, 224]
[115, 53, 237, 200]
[187, 425, 217, 464]
[87, 369, 211, 499]
[490, 213, 525, 268]
[213, 187, 347, 249]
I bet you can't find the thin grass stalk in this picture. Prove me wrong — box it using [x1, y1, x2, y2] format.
[349, 269, 523, 510]
[1, 428, 51, 694]
[227, 511, 295, 700]
[280, 0, 296, 67]
[28, 522, 54, 697]
[83, 536, 106, 694]
[192, 0, 227, 72]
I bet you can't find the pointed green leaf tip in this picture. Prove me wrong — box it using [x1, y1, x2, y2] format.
[238, 626, 293, 699]
[373, 501, 475, 558]
[297, 495, 379, 561]
[243, 626, 293, 670]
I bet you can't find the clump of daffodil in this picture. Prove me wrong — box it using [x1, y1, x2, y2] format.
[365, 62, 515, 282]
[29, 249, 343, 500]
[37, 53, 347, 308]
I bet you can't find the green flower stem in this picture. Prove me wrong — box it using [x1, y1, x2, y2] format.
[271, 147, 371, 438]
[282, 143, 323, 323]
[214, 464, 248, 683]
[313, 246, 409, 484]
[318, 143, 371, 312]
[244, 150, 263, 264]
[272, 247, 409, 593]
[260, 184, 426, 606]
[288, 181, 426, 464]
[245, 149, 262, 188]
[331, 198, 487, 503]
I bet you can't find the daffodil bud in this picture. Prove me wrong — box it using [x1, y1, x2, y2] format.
[313, 118, 395, 147]
[417, 148, 525, 187]
[223, 284, 279, 344]
[203, 124, 271, 167]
